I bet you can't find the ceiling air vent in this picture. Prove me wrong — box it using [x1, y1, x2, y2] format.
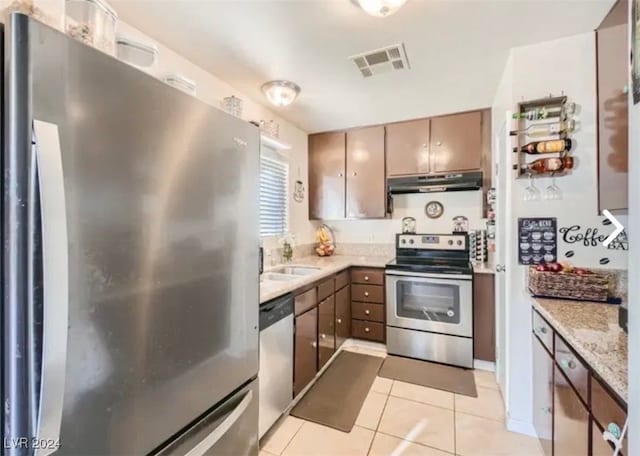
[350, 43, 410, 78]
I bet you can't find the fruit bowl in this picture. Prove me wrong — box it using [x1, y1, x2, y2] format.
[315, 224, 336, 257]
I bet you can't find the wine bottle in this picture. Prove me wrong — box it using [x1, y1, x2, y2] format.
[515, 138, 572, 154]
[527, 156, 574, 174]
[512, 102, 576, 120]
[509, 119, 575, 137]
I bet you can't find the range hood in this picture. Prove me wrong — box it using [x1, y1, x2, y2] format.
[387, 171, 483, 194]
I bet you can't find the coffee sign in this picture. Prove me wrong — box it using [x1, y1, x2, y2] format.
[518, 218, 557, 265]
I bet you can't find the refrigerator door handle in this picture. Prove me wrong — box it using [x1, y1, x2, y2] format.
[33, 120, 69, 456]
[184, 390, 254, 456]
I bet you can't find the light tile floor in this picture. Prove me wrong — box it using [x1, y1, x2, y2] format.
[260, 347, 543, 456]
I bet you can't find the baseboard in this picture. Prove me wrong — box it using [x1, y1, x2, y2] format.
[473, 359, 496, 372]
[506, 417, 538, 437]
[342, 338, 388, 354]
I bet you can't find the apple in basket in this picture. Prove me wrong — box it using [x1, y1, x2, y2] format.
[546, 263, 563, 273]
[535, 264, 549, 272]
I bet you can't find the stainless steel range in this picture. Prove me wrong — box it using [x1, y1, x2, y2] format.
[386, 234, 474, 368]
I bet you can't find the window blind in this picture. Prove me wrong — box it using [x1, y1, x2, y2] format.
[259, 153, 289, 237]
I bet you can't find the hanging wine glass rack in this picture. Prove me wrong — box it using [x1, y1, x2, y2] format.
[511, 94, 576, 179]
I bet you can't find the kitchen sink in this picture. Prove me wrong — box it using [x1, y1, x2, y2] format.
[261, 272, 299, 282]
[269, 266, 320, 276]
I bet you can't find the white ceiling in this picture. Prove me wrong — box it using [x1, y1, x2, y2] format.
[112, 0, 614, 133]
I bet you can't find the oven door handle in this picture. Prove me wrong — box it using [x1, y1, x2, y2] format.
[385, 270, 473, 282]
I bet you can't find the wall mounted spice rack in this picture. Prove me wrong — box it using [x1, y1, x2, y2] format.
[511, 95, 576, 179]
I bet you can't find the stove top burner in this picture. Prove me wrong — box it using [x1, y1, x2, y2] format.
[386, 257, 473, 275]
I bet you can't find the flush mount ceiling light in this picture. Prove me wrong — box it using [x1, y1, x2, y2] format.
[261, 80, 301, 107]
[358, 0, 408, 17]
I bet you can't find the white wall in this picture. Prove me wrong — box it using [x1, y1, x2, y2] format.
[627, 0, 638, 451]
[324, 191, 485, 245]
[493, 31, 629, 435]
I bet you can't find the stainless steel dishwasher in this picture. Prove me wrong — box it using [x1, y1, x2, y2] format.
[259, 294, 294, 438]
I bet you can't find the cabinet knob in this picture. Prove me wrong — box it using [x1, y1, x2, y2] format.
[607, 422, 622, 439]
[436, 141, 442, 146]
[537, 326, 548, 335]
[364, 327, 370, 333]
[352, 172, 357, 177]
[337, 318, 342, 324]
[560, 358, 576, 370]
[496, 264, 506, 272]
[364, 309, 371, 316]
[320, 333, 326, 340]
[338, 172, 344, 177]
[541, 406, 552, 414]
[364, 291, 369, 297]
[311, 341, 317, 348]
[364, 276, 369, 281]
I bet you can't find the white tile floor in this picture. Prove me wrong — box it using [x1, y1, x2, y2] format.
[260, 346, 543, 456]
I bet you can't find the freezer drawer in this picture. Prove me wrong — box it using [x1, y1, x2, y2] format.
[156, 379, 259, 456]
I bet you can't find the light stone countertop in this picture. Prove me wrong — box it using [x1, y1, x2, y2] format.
[532, 297, 627, 403]
[473, 263, 495, 274]
[260, 254, 392, 304]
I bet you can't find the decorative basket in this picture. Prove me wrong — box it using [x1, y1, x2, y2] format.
[528, 267, 614, 302]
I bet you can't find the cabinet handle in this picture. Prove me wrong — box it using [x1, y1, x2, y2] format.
[364, 291, 369, 297]
[364, 276, 369, 281]
[364, 309, 371, 316]
[337, 318, 342, 324]
[364, 327, 370, 333]
[607, 422, 622, 439]
[559, 358, 576, 370]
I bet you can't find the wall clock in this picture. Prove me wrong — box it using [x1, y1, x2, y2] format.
[425, 201, 444, 219]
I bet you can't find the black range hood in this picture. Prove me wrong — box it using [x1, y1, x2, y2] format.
[387, 171, 483, 194]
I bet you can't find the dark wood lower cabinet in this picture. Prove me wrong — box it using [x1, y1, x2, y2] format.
[592, 420, 617, 456]
[473, 273, 495, 362]
[318, 295, 336, 370]
[553, 368, 589, 456]
[335, 285, 351, 349]
[294, 308, 317, 397]
[532, 334, 553, 456]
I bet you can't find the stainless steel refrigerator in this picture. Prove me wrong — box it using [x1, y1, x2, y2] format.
[2, 13, 260, 456]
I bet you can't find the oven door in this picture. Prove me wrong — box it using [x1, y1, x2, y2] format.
[386, 270, 473, 338]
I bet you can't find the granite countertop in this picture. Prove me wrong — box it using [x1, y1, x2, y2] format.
[531, 297, 628, 403]
[260, 254, 392, 304]
[473, 263, 495, 274]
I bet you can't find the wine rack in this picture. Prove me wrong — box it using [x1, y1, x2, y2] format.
[511, 95, 575, 179]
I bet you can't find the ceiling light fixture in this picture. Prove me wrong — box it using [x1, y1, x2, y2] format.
[358, 0, 408, 17]
[261, 80, 301, 107]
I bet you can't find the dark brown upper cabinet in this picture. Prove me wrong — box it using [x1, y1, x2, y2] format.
[430, 111, 482, 173]
[597, 0, 628, 213]
[308, 132, 346, 220]
[346, 126, 386, 219]
[386, 119, 430, 176]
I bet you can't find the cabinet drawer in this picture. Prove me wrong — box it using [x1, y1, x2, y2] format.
[335, 269, 350, 291]
[554, 335, 588, 405]
[352, 284, 384, 303]
[295, 288, 317, 316]
[532, 310, 553, 352]
[591, 376, 627, 455]
[317, 277, 335, 302]
[352, 302, 385, 323]
[351, 268, 384, 285]
[352, 320, 384, 342]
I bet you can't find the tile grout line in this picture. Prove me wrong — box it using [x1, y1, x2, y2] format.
[374, 429, 457, 455]
[366, 379, 394, 456]
[277, 419, 306, 456]
[387, 392, 455, 412]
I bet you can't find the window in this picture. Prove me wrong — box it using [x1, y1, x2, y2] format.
[259, 147, 289, 237]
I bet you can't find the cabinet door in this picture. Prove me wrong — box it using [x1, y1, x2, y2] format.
[386, 119, 430, 176]
[473, 273, 495, 362]
[532, 335, 553, 456]
[553, 368, 589, 456]
[596, 0, 629, 212]
[309, 132, 346, 220]
[430, 111, 482, 173]
[335, 285, 351, 350]
[346, 126, 386, 218]
[318, 295, 336, 370]
[294, 308, 318, 397]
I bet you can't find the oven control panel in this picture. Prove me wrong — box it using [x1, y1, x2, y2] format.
[397, 234, 467, 250]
